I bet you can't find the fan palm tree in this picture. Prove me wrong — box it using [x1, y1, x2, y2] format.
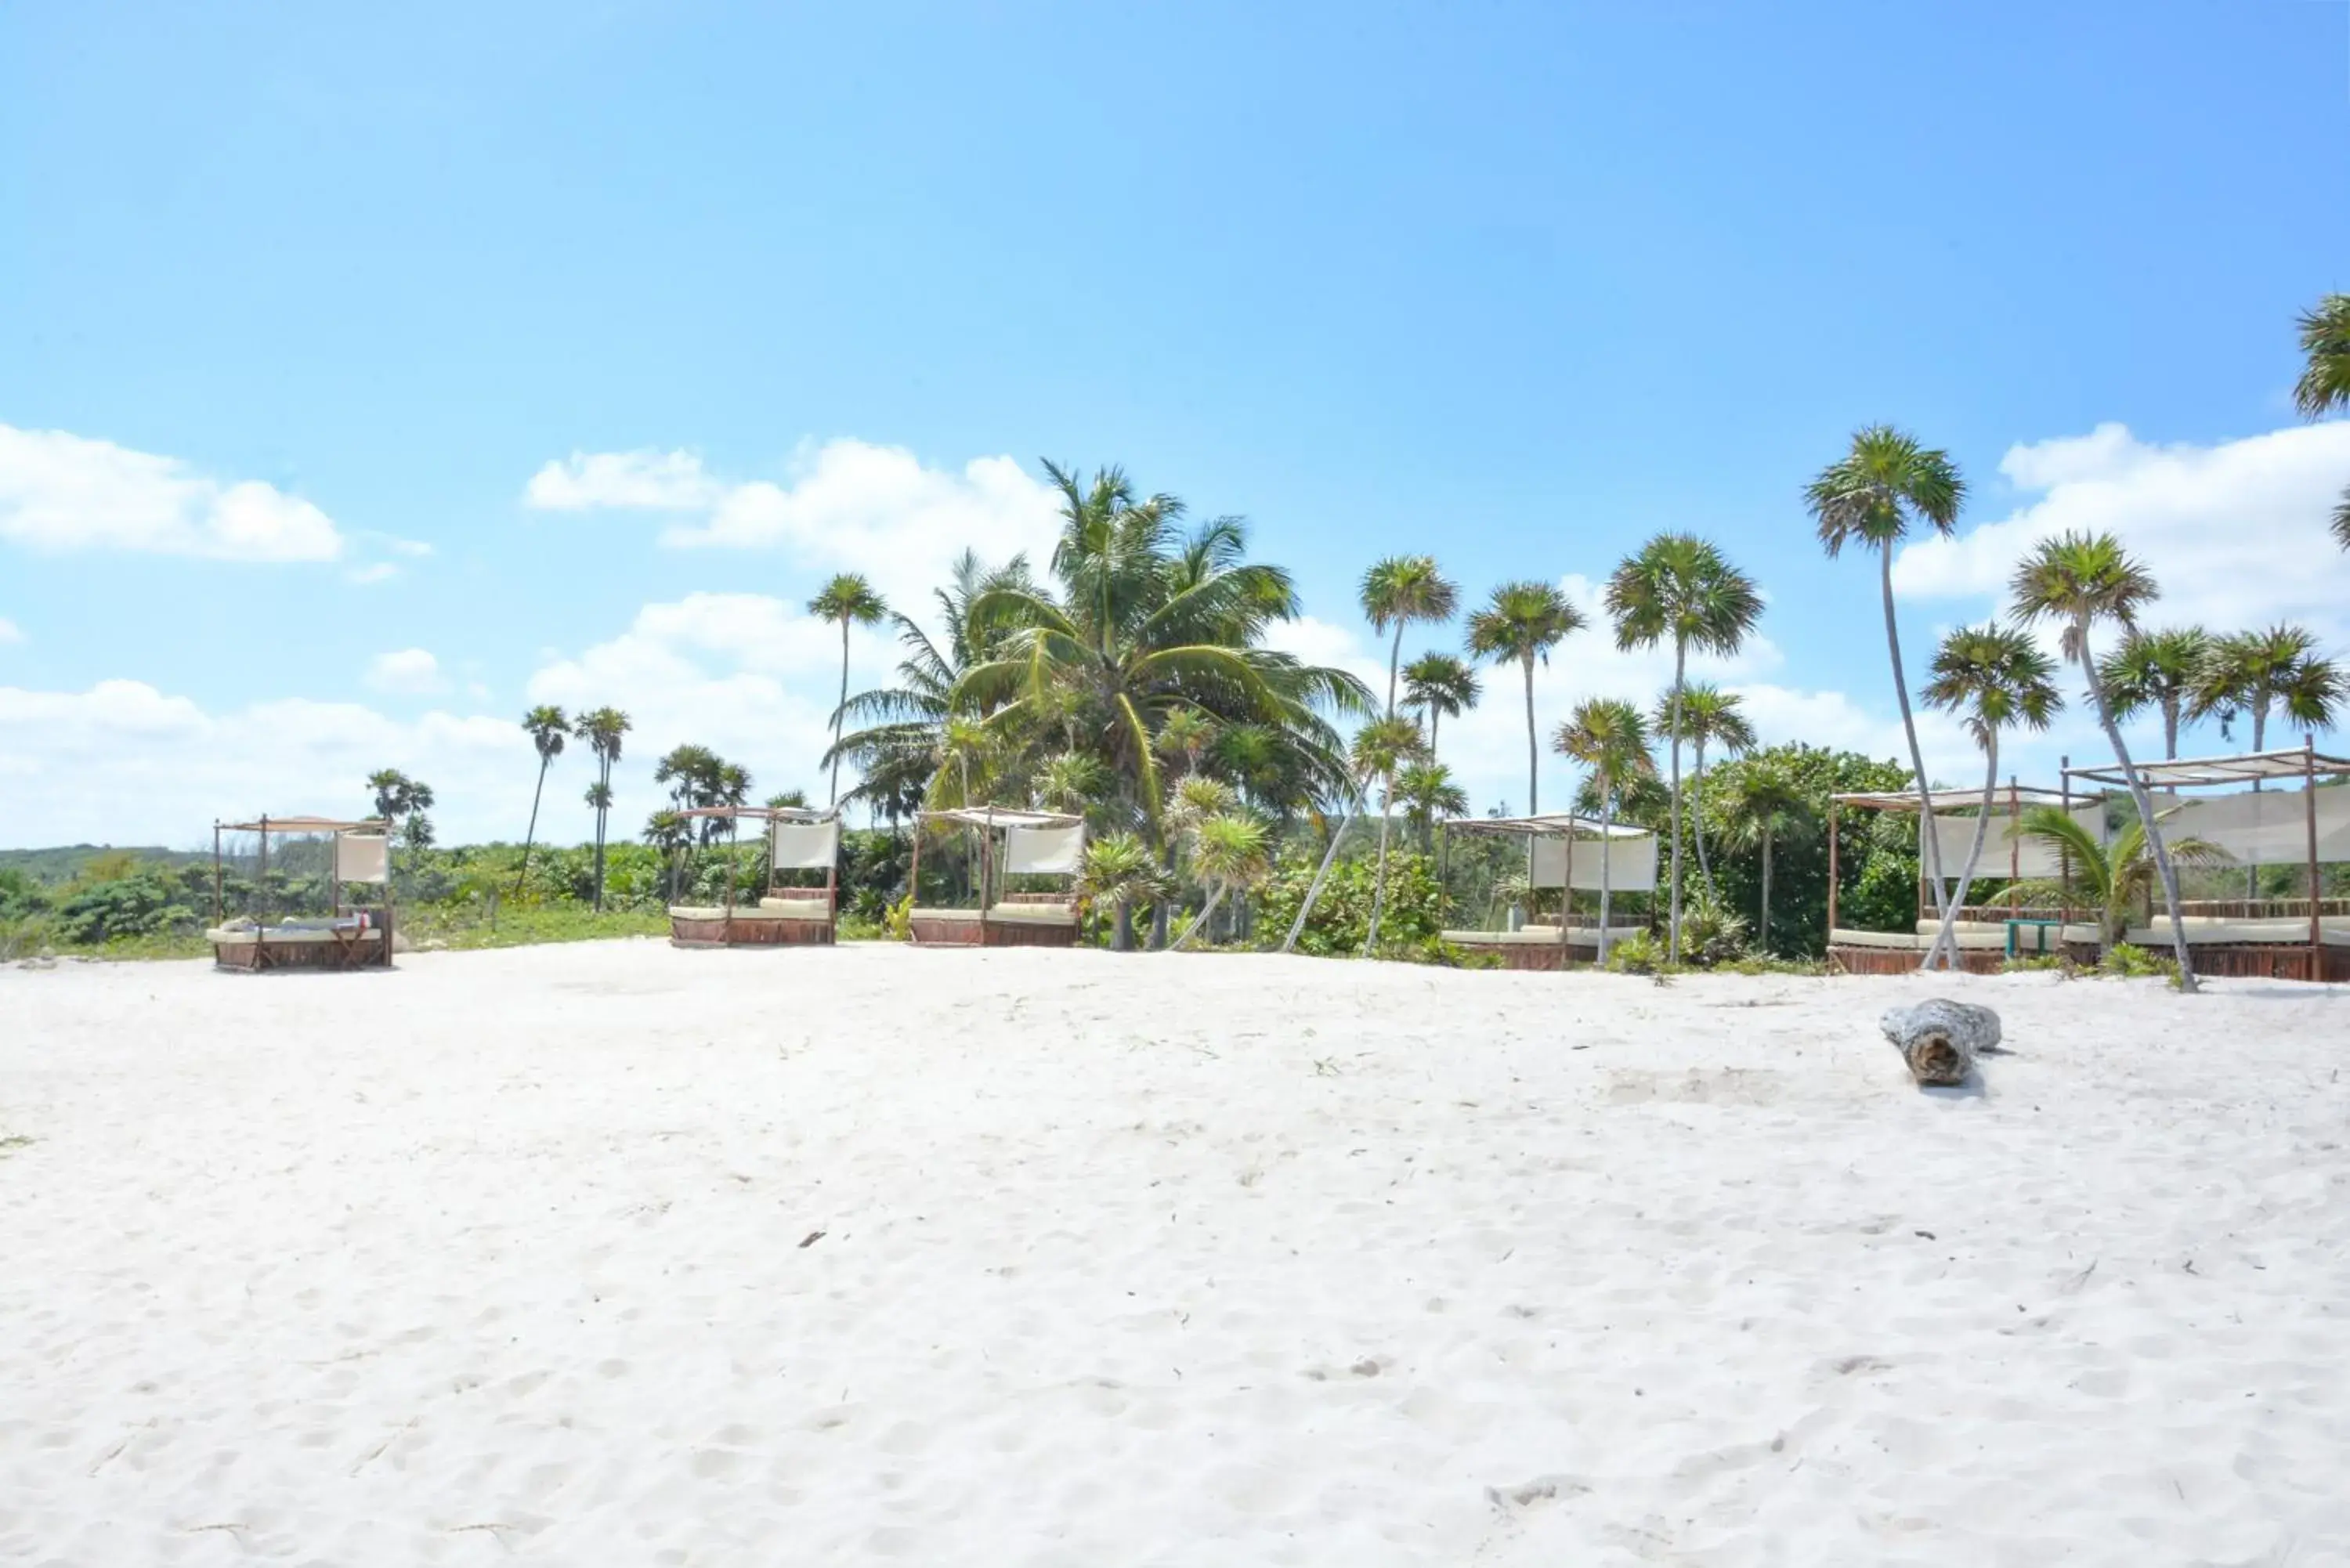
[1394, 760, 1469, 854]
[1466, 582, 1583, 827]
[1716, 761, 1806, 954]
[2010, 530, 2198, 989]
[1169, 812, 1273, 951]
[1354, 715, 1430, 955]
[1656, 683, 1755, 895]
[573, 706, 631, 912]
[1401, 652, 1480, 761]
[1918, 624, 2063, 970]
[2294, 294, 2350, 551]
[2189, 624, 2343, 758]
[366, 769, 436, 885]
[1076, 832, 1175, 952]
[514, 705, 569, 895]
[809, 573, 890, 807]
[1553, 699, 1654, 965]
[1361, 556, 1459, 717]
[1806, 426, 1967, 933]
[2014, 807, 2233, 949]
[1606, 534, 1762, 961]
[2099, 627, 2210, 761]
[643, 807, 692, 902]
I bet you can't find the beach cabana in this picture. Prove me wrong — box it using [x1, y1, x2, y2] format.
[1825, 782, 2099, 974]
[667, 805, 844, 947]
[2062, 740, 2350, 982]
[208, 815, 396, 972]
[1437, 814, 1656, 970]
[907, 807, 1086, 947]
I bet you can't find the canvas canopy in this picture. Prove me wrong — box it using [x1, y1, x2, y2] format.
[1919, 804, 2104, 880]
[334, 833, 390, 884]
[1528, 833, 1658, 892]
[769, 818, 841, 870]
[1003, 823, 1086, 875]
[2162, 786, 2350, 867]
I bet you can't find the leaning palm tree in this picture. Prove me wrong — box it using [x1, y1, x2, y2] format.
[2099, 626, 2210, 761]
[1401, 652, 1480, 761]
[1076, 831, 1174, 952]
[1606, 534, 1762, 961]
[2013, 806, 2233, 949]
[1806, 426, 1967, 933]
[1169, 812, 1273, 951]
[1466, 580, 1585, 831]
[573, 706, 631, 911]
[2010, 530, 2198, 989]
[1552, 698, 1654, 965]
[1361, 556, 1460, 717]
[1716, 760, 1806, 954]
[513, 705, 569, 894]
[1656, 683, 1755, 895]
[2294, 294, 2350, 551]
[1355, 715, 1430, 955]
[1918, 624, 2063, 970]
[808, 573, 890, 807]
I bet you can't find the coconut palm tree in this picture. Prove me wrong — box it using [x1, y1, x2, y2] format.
[1806, 426, 1967, 934]
[1394, 760, 1469, 854]
[1605, 534, 1762, 961]
[2294, 294, 2350, 550]
[1170, 812, 1273, 951]
[573, 706, 631, 912]
[2010, 530, 2199, 990]
[809, 573, 890, 807]
[1361, 556, 1459, 718]
[1401, 652, 1480, 761]
[1716, 760, 1806, 955]
[2099, 627, 2210, 761]
[1552, 698, 1654, 965]
[1355, 714, 1430, 955]
[1466, 582, 1583, 824]
[2013, 806, 2233, 949]
[514, 705, 569, 895]
[1918, 624, 2063, 970]
[1655, 683, 1755, 895]
[1076, 832, 1174, 952]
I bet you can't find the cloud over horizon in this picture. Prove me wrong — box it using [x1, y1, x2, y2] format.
[0, 423, 345, 562]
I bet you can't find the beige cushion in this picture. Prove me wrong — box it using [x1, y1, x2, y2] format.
[756, 896, 833, 916]
[1442, 926, 1644, 947]
[208, 927, 381, 946]
[2123, 919, 2350, 947]
[667, 905, 729, 921]
[985, 901, 1078, 927]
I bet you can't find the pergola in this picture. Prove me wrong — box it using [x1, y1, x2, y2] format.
[667, 804, 844, 947]
[208, 815, 396, 971]
[1825, 781, 2073, 935]
[1437, 812, 1658, 968]
[908, 806, 1086, 947]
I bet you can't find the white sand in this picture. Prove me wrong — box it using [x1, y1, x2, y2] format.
[4, 943, 2348, 1566]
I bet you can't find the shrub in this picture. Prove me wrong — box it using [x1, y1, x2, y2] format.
[2099, 942, 2176, 981]
[1675, 892, 1748, 969]
[1256, 849, 1442, 957]
[1603, 929, 1666, 975]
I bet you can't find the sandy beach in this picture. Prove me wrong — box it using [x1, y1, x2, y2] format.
[3, 941, 2347, 1566]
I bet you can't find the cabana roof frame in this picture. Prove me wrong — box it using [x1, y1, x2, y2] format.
[2063, 745, 2350, 789]
[674, 804, 838, 823]
[1830, 786, 2069, 814]
[215, 815, 390, 834]
[1441, 812, 1653, 839]
[917, 806, 1084, 830]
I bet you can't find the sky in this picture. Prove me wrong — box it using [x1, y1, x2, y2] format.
[2, 2, 2347, 848]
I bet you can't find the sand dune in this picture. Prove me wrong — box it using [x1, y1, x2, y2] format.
[3, 942, 2347, 1564]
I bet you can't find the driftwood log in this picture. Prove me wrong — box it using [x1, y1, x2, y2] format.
[1879, 999, 2000, 1086]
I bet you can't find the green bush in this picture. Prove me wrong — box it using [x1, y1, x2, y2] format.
[2099, 942, 2176, 981]
[1674, 892, 1748, 969]
[1604, 930, 1667, 975]
[1256, 849, 1442, 957]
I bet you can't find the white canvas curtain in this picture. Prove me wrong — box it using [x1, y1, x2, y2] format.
[334, 833, 389, 884]
[1921, 805, 2102, 880]
[1528, 833, 1658, 892]
[769, 819, 841, 871]
[2166, 787, 2350, 867]
[1004, 824, 1086, 875]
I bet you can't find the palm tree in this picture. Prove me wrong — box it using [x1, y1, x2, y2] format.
[808, 573, 890, 806]
[366, 769, 436, 885]
[1806, 426, 1967, 934]
[1153, 707, 1218, 779]
[1354, 715, 1430, 955]
[1076, 832, 1174, 952]
[573, 706, 631, 912]
[1552, 699, 1654, 966]
[1606, 535, 1762, 961]
[1394, 760, 1469, 854]
[514, 705, 569, 895]
[643, 807, 692, 902]
[1401, 652, 1480, 761]
[2010, 530, 2198, 990]
[1466, 580, 1585, 826]
[1361, 556, 1459, 717]
[1716, 761, 1806, 955]
[2189, 624, 2343, 757]
[1656, 683, 1755, 895]
[2013, 806, 2233, 949]
[2099, 627, 2210, 761]
[1169, 812, 1273, 951]
[1918, 624, 2063, 970]
[2294, 294, 2350, 551]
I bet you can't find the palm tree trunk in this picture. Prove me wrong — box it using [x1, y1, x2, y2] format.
[1363, 776, 1395, 956]
[2246, 704, 2266, 901]
[1170, 883, 1225, 952]
[830, 621, 850, 806]
[515, 754, 549, 896]
[1880, 549, 1950, 926]
[2162, 699, 2178, 761]
[1429, 707, 1441, 764]
[592, 757, 609, 912]
[1925, 736, 2000, 972]
[1386, 625, 1404, 717]
[1759, 825, 1773, 953]
[2078, 634, 2198, 992]
[1520, 653, 1538, 886]
[1284, 797, 1359, 953]
[1112, 898, 1135, 952]
[1691, 740, 1713, 896]
[1667, 641, 1687, 962]
[1596, 780, 1615, 966]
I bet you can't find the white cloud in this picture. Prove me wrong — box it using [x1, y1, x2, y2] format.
[1893, 421, 2350, 643]
[524, 449, 722, 511]
[0, 423, 344, 561]
[365, 648, 447, 695]
[346, 563, 401, 586]
[0, 617, 22, 645]
[522, 439, 1065, 616]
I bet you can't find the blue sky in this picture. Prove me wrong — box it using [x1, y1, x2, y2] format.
[3, 2, 2347, 846]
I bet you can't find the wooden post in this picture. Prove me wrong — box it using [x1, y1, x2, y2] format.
[212, 823, 223, 924]
[1559, 826, 1573, 966]
[908, 815, 924, 933]
[331, 830, 342, 920]
[724, 813, 738, 936]
[2007, 777, 2019, 923]
[1825, 802, 1840, 936]
[2307, 736, 2323, 983]
[2059, 756, 2073, 925]
[258, 816, 269, 926]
